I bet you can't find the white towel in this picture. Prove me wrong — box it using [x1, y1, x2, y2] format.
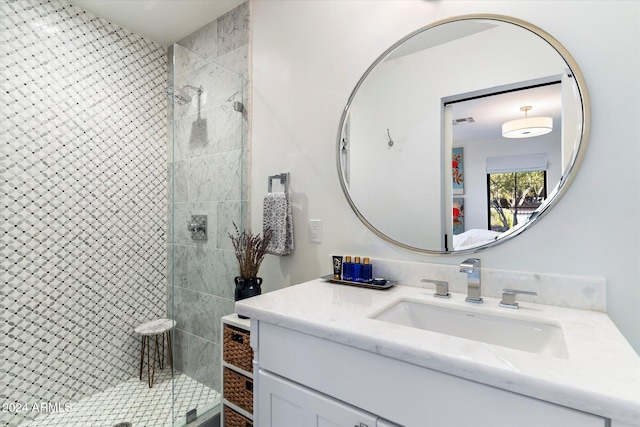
[263, 192, 294, 256]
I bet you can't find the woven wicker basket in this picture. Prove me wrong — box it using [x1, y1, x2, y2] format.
[223, 324, 253, 372]
[224, 405, 253, 427]
[224, 367, 253, 413]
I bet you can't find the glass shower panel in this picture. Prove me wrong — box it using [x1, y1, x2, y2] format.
[169, 42, 245, 426]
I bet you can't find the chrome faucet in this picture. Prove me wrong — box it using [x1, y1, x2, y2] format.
[460, 258, 482, 303]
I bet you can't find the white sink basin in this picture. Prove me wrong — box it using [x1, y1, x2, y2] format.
[371, 299, 568, 358]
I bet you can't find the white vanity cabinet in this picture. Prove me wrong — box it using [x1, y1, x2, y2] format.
[252, 321, 605, 427]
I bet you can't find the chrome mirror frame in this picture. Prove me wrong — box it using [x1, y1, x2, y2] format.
[336, 14, 590, 255]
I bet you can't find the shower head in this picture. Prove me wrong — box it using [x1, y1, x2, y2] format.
[183, 85, 203, 96]
[165, 85, 202, 105]
[165, 86, 191, 105]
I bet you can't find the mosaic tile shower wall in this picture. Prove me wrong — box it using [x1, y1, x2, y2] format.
[0, 1, 167, 425]
[168, 2, 249, 394]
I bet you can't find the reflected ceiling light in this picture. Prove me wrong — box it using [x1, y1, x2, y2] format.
[502, 106, 553, 138]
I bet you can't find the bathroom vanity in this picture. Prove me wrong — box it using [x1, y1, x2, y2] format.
[235, 11, 639, 426]
[236, 279, 640, 427]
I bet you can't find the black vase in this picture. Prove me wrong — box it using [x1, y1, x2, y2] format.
[234, 277, 263, 319]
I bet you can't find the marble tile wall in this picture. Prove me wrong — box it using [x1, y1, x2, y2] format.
[0, 1, 167, 426]
[167, 2, 250, 393]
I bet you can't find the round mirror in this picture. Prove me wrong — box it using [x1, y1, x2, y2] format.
[337, 14, 589, 254]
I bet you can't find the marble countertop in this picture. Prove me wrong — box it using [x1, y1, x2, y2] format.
[236, 279, 640, 424]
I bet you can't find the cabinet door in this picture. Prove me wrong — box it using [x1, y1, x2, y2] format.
[258, 370, 378, 427]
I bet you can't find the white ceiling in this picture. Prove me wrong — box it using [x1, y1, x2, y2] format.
[68, 0, 245, 46]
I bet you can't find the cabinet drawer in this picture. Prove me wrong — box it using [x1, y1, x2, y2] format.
[224, 404, 253, 427]
[224, 367, 253, 414]
[224, 324, 253, 372]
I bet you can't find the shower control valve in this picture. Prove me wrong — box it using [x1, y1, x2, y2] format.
[188, 215, 207, 241]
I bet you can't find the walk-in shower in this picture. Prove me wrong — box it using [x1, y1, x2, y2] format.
[2, 0, 249, 426]
[10, 43, 246, 427]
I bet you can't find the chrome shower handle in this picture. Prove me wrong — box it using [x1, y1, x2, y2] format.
[187, 215, 207, 241]
[188, 222, 204, 232]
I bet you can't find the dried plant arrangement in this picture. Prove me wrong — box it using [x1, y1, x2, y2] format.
[228, 223, 273, 278]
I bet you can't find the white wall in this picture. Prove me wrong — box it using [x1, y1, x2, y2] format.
[250, 1, 640, 353]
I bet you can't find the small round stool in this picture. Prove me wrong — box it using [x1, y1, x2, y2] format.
[134, 318, 176, 387]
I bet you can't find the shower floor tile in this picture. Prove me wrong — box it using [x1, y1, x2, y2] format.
[20, 371, 219, 427]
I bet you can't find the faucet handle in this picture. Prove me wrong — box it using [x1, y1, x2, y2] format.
[500, 288, 538, 309]
[421, 279, 450, 299]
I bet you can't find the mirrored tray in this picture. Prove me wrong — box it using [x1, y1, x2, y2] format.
[320, 274, 395, 290]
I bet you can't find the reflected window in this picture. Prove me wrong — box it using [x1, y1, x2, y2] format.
[487, 171, 547, 232]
